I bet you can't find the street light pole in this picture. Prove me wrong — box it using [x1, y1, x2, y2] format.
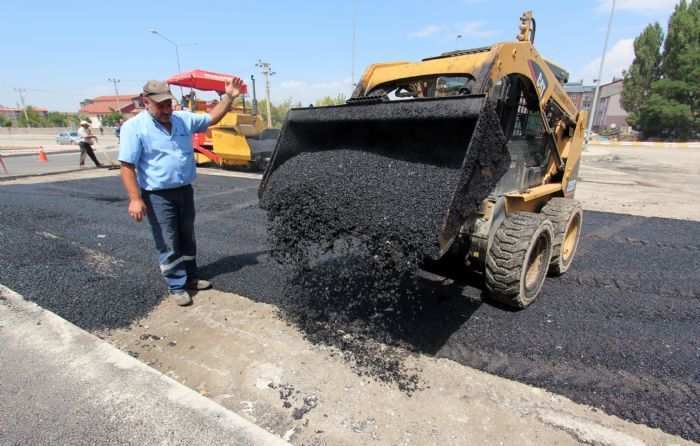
[256, 60, 275, 128]
[352, 0, 356, 88]
[149, 29, 196, 96]
[585, 0, 616, 149]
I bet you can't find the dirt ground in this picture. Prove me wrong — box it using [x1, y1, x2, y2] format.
[96, 291, 693, 446]
[576, 145, 700, 221]
[12, 145, 697, 445]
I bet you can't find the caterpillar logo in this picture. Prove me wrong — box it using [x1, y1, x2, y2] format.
[528, 60, 549, 99]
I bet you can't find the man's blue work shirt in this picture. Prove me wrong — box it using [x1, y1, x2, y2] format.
[118, 111, 211, 191]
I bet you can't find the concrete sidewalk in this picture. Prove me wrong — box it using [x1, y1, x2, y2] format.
[0, 285, 290, 446]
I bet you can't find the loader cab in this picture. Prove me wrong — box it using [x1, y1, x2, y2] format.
[367, 74, 476, 100]
[490, 74, 551, 194]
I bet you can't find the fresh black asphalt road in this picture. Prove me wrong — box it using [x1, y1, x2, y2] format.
[0, 173, 698, 442]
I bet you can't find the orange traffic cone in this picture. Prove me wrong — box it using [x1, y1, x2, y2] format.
[38, 147, 49, 162]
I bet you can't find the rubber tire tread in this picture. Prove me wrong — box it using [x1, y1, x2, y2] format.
[485, 212, 553, 308]
[541, 198, 582, 276]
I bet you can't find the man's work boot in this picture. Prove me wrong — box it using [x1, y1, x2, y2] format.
[170, 290, 192, 306]
[186, 279, 212, 290]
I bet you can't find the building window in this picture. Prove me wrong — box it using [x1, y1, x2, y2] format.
[570, 93, 578, 99]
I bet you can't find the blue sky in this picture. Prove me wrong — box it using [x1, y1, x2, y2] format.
[0, 0, 680, 112]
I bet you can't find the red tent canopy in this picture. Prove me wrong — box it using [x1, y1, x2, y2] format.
[165, 69, 248, 95]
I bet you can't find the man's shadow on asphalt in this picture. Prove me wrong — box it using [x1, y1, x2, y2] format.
[199, 250, 267, 279]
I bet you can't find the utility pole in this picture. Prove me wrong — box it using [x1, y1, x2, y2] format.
[256, 60, 275, 128]
[108, 78, 122, 111]
[14, 88, 30, 124]
[14, 87, 32, 134]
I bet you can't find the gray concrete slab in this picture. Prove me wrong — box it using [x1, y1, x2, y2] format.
[0, 285, 291, 446]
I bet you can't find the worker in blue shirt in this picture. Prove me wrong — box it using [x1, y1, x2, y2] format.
[119, 78, 244, 306]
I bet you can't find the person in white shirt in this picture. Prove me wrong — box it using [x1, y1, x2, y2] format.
[77, 121, 102, 167]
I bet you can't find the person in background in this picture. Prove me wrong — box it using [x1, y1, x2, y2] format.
[115, 119, 124, 141]
[118, 78, 244, 306]
[78, 121, 102, 167]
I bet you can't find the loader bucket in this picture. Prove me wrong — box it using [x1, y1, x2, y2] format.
[259, 94, 509, 258]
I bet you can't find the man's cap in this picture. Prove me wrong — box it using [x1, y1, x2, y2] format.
[80, 120, 89, 126]
[142, 80, 176, 103]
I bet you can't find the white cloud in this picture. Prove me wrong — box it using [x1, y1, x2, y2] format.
[272, 77, 354, 105]
[455, 21, 500, 39]
[409, 21, 499, 41]
[408, 25, 445, 38]
[576, 38, 635, 83]
[594, 0, 679, 15]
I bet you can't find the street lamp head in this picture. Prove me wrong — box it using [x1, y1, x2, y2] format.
[149, 29, 158, 34]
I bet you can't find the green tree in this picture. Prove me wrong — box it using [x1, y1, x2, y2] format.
[274, 97, 303, 127]
[47, 112, 69, 127]
[661, 0, 700, 80]
[100, 109, 124, 127]
[620, 23, 663, 126]
[624, 0, 700, 139]
[17, 106, 46, 128]
[314, 94, 347, 107]
[255, 97, 302, 128]
[2, 119, 12, 128]
[637, 92, 694, 139]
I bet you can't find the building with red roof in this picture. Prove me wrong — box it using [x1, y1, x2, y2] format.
[79, 95, 146, 127]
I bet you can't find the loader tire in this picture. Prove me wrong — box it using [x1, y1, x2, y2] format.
[485, 212, 554, 309]
[541, 198, 582, 276]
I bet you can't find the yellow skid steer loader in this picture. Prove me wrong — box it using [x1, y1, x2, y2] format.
[260, 12, 585, 308]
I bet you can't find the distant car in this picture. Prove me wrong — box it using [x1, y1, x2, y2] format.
[56, 131, 79, 145]
[590, 135, 610, 143]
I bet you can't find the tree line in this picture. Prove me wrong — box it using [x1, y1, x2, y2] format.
[239, 94, 347, 128]
[3, 94, 347, 130]
[0, 107, 123, 129]
[621, 0, 699, 140]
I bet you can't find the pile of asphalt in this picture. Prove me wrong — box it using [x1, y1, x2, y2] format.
[1, 175, 698, 442]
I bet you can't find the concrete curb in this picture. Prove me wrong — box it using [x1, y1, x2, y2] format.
[0, 284, 291, 446]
